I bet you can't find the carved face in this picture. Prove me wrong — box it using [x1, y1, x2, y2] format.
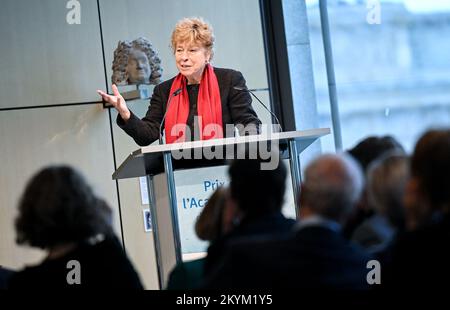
[126, 49, 151, 84]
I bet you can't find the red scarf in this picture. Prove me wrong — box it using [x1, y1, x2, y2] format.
[165, 64, 223, 144]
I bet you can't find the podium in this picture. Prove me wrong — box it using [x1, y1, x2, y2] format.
[113, 128, 330, 288]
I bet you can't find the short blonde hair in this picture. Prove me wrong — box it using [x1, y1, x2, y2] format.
[170, 17, 215, 60]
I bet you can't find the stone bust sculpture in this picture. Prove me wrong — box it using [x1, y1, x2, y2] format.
[112, 37, 162, 86]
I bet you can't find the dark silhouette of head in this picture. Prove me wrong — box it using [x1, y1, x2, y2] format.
[411, 129, 450, 212]
[15, 166, 113, 249]
[195, 187, 228, 242]
[300, 153, 364, 223]
[348, 136, 405, 173]
[228, 158, 287, 218]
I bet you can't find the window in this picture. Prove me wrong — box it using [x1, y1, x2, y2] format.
[306, 0, 450, 152]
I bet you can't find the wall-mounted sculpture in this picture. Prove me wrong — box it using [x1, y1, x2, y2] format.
[112, 37, 162, 86]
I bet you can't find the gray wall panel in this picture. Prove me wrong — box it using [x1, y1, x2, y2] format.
[0, 104, 119, 269]
[0, 0, 106, 108]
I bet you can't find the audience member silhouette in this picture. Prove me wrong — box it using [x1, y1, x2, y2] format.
[387, 129, 450, 289]
[204, 156, 296, 275]
[344, 136, 405, 238]
[8, 166, 143, 289]
[205, 154, 371, 289]
[352, 154, 409, 253]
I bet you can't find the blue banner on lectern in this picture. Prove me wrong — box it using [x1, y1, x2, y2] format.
[174, 161, 297, 255]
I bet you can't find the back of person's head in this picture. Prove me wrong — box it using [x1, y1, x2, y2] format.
[15, 166, 113, 249]
[348, 136, 405, 173]
[367, 154, 409, 229]
[195, 187, 228, 242]
[411, 129, 450, 212]
[228, 157, 287, 217]
[301, 153, 364, 222]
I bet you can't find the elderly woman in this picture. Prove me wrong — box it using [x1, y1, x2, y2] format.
[8, 166, 143, 289]
[98, 17, 261, 145]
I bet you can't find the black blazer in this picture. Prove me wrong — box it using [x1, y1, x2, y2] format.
[118, 67, 261, 146]
[8, 236, 143, 289]
[205, 225, 372, 289]
[385, 214, 450, 289]
[204, 212, 296, 274]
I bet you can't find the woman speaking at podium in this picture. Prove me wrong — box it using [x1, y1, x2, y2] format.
[98, 17, 261, 145]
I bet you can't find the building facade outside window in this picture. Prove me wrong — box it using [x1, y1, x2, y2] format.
[304, 0, 450, 152]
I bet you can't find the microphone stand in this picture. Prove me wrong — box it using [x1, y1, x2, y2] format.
[159, 88, 182, 144]
[234, 86, 283, 133]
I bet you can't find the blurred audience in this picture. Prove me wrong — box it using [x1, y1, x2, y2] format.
[8, 166, 143, 289]
[205, 153, 372, 289]
[7, 129, 449, 291]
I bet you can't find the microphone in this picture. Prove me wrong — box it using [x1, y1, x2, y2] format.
[234, 86, 283, 133]
[159, 88, 182, 144]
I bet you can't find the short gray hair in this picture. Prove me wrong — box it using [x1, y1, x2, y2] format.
[301, 153, 364, 221]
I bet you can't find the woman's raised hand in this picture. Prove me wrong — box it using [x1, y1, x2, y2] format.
[97, 84, 131, 121]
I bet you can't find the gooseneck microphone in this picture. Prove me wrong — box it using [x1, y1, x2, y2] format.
[234, 86, 283, 133]
[159, 88, 182, 144]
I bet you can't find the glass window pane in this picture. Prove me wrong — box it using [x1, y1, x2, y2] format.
[308, 0, 450, 152]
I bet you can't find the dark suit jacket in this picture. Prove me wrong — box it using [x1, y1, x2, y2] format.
[204, 212, 296, 275]
[118, 67, 261, 146]
[385, 213, 450, 289]
[205, 225, 372, 289]
[166, 258, 205, 290]
[8, 236, 143, 289]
